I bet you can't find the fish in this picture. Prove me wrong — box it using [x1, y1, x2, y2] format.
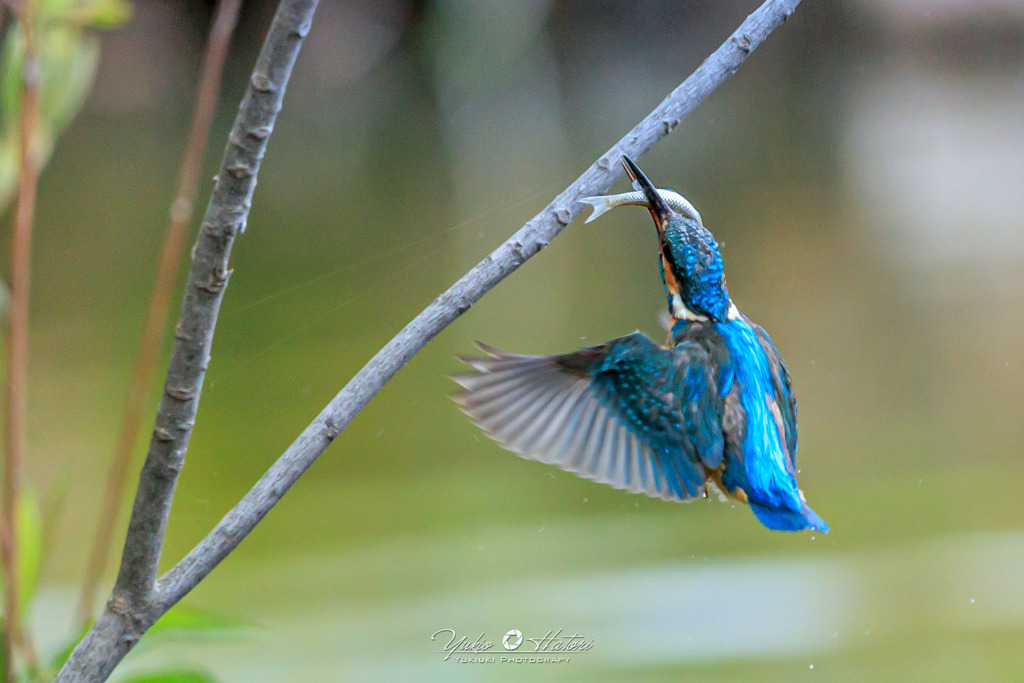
[578, 189, 702, 225]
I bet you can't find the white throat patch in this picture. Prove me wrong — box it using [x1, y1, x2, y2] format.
[670, 293, 707, 321]
[670, 294, 740, 322]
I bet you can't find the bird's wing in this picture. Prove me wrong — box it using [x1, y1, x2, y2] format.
[749, 321, 798, 465]
[453, 333, 723, 502]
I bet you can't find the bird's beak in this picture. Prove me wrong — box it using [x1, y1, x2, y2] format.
[621, 154, 673, 233]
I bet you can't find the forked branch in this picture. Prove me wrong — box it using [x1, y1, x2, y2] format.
[57, 0, 800, 680]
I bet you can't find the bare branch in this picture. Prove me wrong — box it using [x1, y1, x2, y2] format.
[77, 0, 242, 629]
[56, 0, 319, 680]
[157, 0, 803, 607]
[114, 0, 316, 603]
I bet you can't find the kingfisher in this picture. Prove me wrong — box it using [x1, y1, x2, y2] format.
[454, 155, 828, 533]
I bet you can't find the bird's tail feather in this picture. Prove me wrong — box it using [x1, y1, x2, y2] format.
[750, 500, 829, 533]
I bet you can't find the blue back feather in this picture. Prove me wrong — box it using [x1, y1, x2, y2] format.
[715, 319, 802, 513]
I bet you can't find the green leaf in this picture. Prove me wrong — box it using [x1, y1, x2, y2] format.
[122, 670, 217, 683]
[36, 26, 100, 137]
[0, 19, 101, 143]
[66, 0, 133, 29]
[0, 134, 16, 216]
[0, 18, 102, 217]
[39, 0, 77, 16]
[16, 489, 42, 612]
[148, 605, 245, 636]
[0, 488, 44, 614]
[0, 27, 24, 215]
[1, 24, 25, 131]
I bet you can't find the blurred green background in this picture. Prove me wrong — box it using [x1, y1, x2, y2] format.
[12, 0, 1024, 679]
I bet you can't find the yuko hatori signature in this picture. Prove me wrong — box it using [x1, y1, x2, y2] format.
[431, 628, 594, 662]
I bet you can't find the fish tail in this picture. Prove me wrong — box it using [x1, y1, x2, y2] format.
[577, 196, 615, 224]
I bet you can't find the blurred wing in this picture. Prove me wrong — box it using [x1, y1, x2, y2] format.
[453, 333, 720, 502]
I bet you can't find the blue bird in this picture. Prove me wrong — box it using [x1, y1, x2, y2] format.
[454, 155, 827, 533]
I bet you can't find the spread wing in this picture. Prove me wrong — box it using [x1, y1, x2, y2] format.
[453, 333, 724, 502]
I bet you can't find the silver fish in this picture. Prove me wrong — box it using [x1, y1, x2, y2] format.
[578, 189, 702, 225]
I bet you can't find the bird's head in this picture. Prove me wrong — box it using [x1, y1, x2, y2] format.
[621, 154, 732, 323]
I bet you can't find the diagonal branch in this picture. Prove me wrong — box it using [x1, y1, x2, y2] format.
[59, 0, 799, 679]
[156, 0, 802, 606]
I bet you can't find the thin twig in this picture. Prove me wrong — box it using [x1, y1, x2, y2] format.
[57, 0, 800, 679]
[2, 7, 40, 680]
[76, 0, 242, 629]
